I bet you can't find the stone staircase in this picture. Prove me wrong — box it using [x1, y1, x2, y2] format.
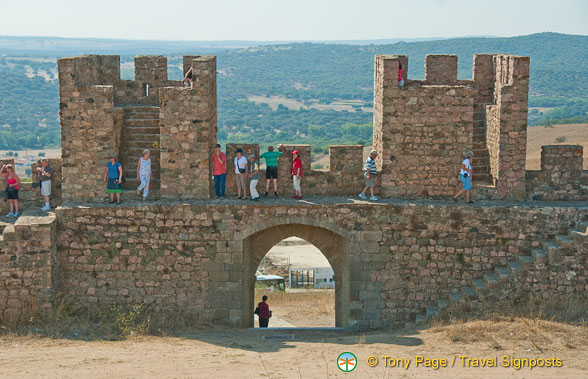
[407, 221, 587, 328]
[120, 106, 161, 199]
[471, 103, 492, 184]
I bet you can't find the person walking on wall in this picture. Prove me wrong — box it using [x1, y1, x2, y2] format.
[36, 158, 53, 211]
[359, 150, 379, 201]
[398, 62, 405, 87]
[1, 164, 20, 217]
[260, 145, 282, 197]
[248, 154, 261, 201]
[234, 148, 248, 199]
[255, 295, 272, 328]
[211, 143, 227, 199]
[104, 153, 123, 204]
[291, 150, 303, 200]
[136, 149, 152, 201]
[453, 151, 474, 203]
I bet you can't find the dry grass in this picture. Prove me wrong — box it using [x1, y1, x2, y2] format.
[429, 295, 588, 351]
[255, 289, 335, 327]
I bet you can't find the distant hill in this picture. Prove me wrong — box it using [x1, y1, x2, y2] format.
[0, 32, 586, 151]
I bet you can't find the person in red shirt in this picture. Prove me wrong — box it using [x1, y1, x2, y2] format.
[398, 62, 404, 87]
[257, 295, 272, 328]
[291, 150, 303, 200]
[211, 144, 227, 199]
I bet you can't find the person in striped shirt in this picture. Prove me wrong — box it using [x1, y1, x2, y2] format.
[359, 150, 379, 201]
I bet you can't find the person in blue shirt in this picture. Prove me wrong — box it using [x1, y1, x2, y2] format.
[104, 153, 123, 204]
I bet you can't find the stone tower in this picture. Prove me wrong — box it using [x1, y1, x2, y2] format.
[57, 54, 217, 202]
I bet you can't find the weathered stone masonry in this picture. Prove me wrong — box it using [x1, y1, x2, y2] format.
[0, 52, 586, 329]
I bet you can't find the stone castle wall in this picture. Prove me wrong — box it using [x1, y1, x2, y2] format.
[1, 201, 585, 329]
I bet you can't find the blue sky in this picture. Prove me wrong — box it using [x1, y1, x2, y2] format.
[0, 0, 586, 41]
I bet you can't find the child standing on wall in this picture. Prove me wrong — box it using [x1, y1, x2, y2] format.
[136, 149, 152, 201]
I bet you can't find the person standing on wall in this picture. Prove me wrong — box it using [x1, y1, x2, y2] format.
[36, 158, 53, 211]
[260, 145, 282, 198]
[255, 295, 272, 328]
[248, 154, 261, 201]
[234, 148, 248, 199]
[104, 153, 123, 204]
[398, 62, 405, 87]
[182, 67, 193, 87]
[359, 150, 379, 201]
[136, 149, 151, 201]
[291, 150, 303, 200]
[211, 144, 227, 199]
[1, 164, 20, 217]
[453, 151, 474, 203]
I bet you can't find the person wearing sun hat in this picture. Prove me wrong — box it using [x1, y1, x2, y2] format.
[291, 150, 303, 200]
[359, 149, 379, 201]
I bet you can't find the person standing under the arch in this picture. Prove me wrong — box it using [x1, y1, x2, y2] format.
[256, 295, 272, 328]
[260, 145, 282, 198]
[359, 150, 378, 201]
[453, 151, 474, 203]
[291, 150, 303, 200]
[234, 148, 248, 199]
[211, 144, 226, 199]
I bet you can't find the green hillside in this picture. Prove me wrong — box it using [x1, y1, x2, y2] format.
[0, 32, 586, 151]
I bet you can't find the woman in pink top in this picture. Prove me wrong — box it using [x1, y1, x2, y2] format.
[1, 164, 21, 217]
[398, 63, 404, 87]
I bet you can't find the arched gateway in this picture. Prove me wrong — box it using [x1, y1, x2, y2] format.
[238, 219, 350, 328]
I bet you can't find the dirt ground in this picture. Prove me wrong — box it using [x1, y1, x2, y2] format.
[1, 318, 586, 378]
[525, 123, 588, 169]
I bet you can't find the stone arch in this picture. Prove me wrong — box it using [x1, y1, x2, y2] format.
[240, 220, 350, 328]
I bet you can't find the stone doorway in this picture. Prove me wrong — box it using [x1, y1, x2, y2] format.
[241, 223, 349, 328]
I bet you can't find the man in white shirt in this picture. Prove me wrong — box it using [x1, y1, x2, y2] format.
[453, 151, 474, 203]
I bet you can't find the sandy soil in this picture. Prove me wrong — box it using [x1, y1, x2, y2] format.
[0, 319, 586, 378]
[526, 123, 588, 169]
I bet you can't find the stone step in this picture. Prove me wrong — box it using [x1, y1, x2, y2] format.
[555, 235, 574, 248]
[124, 119, 160, 127]
[122, 127, 161, 134]
[531, 248, 548, 263]
[123, 133, 160, 141]
[517, 255, 535, 269]
[462, 286, 476, 300]
[124, 112, 159, 120]
[123, 180, 161, 189]
[494, 266, 510, 282]
[125, 147, 161, 156]
[483, 272, 500, 288]
[472, 174, 492, 182]
[124, 141, 161, 148]
[122, 165, 161, 174]
[507, 260, 525, 275]
[473, 142, 488, 150]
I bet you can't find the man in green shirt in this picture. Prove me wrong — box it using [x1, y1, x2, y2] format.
[259, 145, 283, 197]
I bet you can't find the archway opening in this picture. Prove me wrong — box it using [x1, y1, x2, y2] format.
[253, 237, 335, 328]
[241, 223, 349, 329]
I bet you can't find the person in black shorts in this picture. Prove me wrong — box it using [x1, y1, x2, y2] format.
[260, 145, 283, 197]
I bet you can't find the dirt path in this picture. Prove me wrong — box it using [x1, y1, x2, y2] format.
[1, 319, 586, 378]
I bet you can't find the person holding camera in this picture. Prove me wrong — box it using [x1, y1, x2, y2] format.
[234, 148, 248, 199]
[1, 164, 21, 217]
[36, 158, 53, 211]
[453, 151, 474, 203]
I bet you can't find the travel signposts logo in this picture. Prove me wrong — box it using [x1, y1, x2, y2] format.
[338, 352, 357, 372]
